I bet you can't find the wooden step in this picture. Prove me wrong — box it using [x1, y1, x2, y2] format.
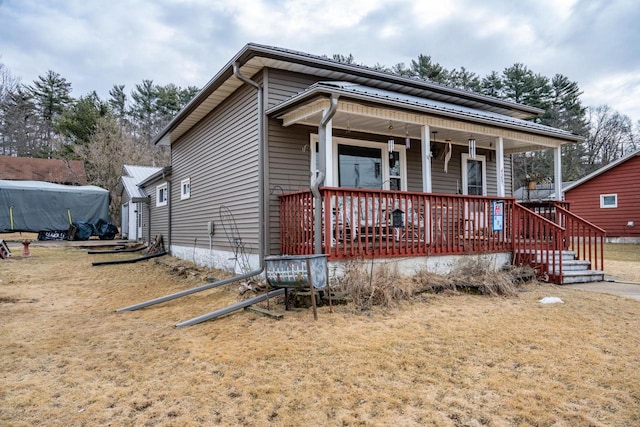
[547, 259, 591, 273]
[561, 270, 605, 284]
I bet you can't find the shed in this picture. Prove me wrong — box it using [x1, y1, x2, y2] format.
[0, 180, 110, 233]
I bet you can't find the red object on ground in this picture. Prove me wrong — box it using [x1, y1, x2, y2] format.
[22, 241, 31, 257]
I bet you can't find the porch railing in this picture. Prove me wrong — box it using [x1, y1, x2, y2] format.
[279, 188, 515, 260]
[554, 203, 605, 272]
[278, 190, 604, 284]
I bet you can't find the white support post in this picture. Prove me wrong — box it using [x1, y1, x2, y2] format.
[496, 137, 505, 197]
[421, 125, 432, 193]
[325, 118, 334, 186]
[554, 146, 563, 200]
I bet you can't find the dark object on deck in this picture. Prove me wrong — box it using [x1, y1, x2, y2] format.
[66, 219, 118, 241]
[38, 230, 69, 241]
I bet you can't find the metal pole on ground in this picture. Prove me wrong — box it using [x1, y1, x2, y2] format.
[175, 288, 285, 327]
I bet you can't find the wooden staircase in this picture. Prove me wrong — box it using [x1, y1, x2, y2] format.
[524, 249, 605, 284]
[514, 202, 606, 285]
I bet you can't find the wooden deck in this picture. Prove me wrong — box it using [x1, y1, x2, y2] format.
[279, 189, 605, 284]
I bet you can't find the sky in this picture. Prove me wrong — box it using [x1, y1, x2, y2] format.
[1, 0, 639, 123]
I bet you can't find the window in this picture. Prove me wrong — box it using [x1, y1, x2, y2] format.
[310, 135, 407, 190]
[180, 178, 191, 200]
[156, 183, 168, 207]
[461, 154, 487, 196]
[600, 194, 617, 208]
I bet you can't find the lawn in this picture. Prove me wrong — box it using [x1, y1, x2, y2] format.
[1, 243, 639, 426]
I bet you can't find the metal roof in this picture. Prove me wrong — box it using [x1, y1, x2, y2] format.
[121, 165, 163, 198]
[268, 81, 582, 142]
[152, 43, 548, 146]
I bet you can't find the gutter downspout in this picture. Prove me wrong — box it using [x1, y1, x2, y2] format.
[313, 95, 339, 254]
[163, 169, 172, 253]
[116, 63, 267, 323]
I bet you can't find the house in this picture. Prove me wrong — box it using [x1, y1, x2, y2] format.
[563, 150, 640, 242]
[0, 155, 87, 185]
[145, 43, 604, 284]
[117, 165, 162, 240]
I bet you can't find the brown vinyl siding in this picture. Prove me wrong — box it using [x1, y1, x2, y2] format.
[170, 76, 261, 254]
[140, 182, 168, 245]
[266, 69, 322, 108]
[264, 69, 336, 255]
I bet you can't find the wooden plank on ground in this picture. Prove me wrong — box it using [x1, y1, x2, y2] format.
[244, 306, 283, 319]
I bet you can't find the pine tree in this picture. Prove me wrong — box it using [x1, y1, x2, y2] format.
[28, 70, 73, 157]
[480, 71, 504, 97]
[56, 92, 109, 153]
[447, 67, 481, 91]
[129, 79, 157, 145]
[410, 54, 448, 83]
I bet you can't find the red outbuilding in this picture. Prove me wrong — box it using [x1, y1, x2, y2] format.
[563, 150, 640, 241]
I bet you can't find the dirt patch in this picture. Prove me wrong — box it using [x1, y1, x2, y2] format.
[1, 244, 640, 425]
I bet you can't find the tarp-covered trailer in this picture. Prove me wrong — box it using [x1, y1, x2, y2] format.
[0, 180, 110, 234]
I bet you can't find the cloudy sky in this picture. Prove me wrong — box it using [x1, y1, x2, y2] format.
[1, 0, 639, 122]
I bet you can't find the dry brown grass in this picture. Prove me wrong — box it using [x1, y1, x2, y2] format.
[604, 243, 640, 283]
[1, 244, 640, 426]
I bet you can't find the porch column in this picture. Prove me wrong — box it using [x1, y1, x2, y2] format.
[317, 110, 336, 187]
[553, 146, 563, 200]
[324, 118, 335, 186]
[496, 137, 505, 197]
[421, 125, 432, 192]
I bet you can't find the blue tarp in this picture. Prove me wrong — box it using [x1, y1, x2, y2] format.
[0, 180, 110, 233]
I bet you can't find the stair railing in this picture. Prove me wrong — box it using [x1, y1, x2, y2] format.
[553, 203, 606, 272]
[513, 203, 565, 283]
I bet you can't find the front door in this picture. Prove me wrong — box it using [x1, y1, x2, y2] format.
[462, 153, 487, 196]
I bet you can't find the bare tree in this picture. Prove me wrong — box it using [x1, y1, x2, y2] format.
[0, 61, 22, 155]
[584, 105, 634, 172]
[74, 115, 155, 222]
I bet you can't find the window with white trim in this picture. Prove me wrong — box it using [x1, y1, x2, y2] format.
[310, 135, 407, 190]
[600, 194, 617, 208]
[156, 183, 168, 207]
[180, 178, 191, 200]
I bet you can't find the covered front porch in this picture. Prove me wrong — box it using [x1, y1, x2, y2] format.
[268, 81, 600, 284]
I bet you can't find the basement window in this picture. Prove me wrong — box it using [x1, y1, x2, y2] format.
[156, 183, 168, 207]
[180, 178, 191, 200]
[600, 194, 617, 208]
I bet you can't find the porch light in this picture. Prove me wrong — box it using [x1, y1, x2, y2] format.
[468, 137, 477, 159]
[405, 124, 410, 149]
